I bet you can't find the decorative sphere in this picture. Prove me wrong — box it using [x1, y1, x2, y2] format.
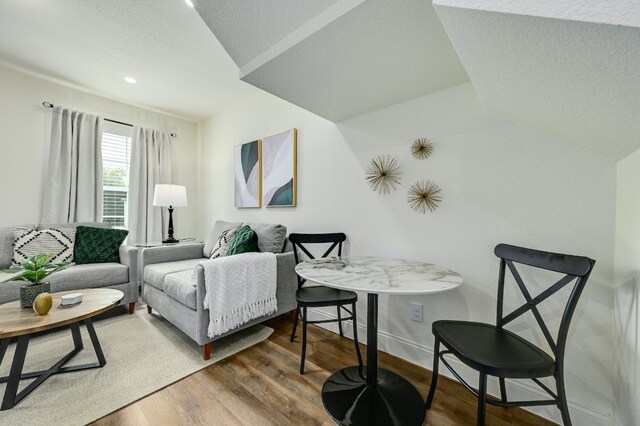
[33, 292, 53, 315]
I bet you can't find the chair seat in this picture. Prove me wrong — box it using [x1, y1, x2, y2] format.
[433, 320, 556, 378]
[296, 286, 357, 307]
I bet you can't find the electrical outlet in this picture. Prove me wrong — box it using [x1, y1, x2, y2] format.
[410, 302, 423, 322]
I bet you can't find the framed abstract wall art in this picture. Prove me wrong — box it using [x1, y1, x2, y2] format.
[234, 140, 261, 208]
[262, 128, 297, 207]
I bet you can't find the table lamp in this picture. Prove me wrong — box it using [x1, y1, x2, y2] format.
[153, 184, 188, 243]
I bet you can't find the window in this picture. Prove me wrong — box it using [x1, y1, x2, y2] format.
[101, 126, 132, 228]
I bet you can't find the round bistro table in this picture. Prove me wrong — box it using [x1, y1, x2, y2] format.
[0, 288, 123, 410]
[295, 256, 463, 426]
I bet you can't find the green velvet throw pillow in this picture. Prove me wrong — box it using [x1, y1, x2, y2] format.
[225, 225, 259, 256]
[74, 226, 129, 264]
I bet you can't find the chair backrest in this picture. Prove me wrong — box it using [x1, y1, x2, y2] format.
[494, 243, 595, 362]
[288, 233, 346, 289]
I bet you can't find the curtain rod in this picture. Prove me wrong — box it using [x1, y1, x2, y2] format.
[42, 102, 177, 138]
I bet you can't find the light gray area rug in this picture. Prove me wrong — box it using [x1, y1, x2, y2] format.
[0, 308, 273, 426]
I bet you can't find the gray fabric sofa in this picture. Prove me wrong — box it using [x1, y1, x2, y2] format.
[0, 222, 138, 313]
[141, 221, 297, 360]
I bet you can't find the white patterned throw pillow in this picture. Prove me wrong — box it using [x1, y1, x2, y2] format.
[12, 227, 76, 266]
[209, 226, 241, 259]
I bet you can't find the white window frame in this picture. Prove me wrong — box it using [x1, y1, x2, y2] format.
[101, 123, 132, 229]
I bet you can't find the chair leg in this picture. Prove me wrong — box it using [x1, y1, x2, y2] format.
[477, 373, 487, 426]
[300, 307, 308, 374]
[290, 305, 300, 342]
[128, 302, 135, 314]
[425, 337, 441, 410]
[289, 308, 298, 322]
[556, 373, 572, 426]
[337, 306, 344, 336]
[351, 302, 363, 367]
[499, 377, 507, 403]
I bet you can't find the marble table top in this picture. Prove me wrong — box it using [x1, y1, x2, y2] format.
[295, 256, 463, 295]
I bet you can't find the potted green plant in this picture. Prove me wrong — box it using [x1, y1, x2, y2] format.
[2, 254, 70, 308]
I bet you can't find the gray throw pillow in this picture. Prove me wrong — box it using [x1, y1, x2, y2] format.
[0, 225, 36, 269]
[38, 222, 112, 230]
[209, 225, 241, 259]
[245, 223, 287, 253]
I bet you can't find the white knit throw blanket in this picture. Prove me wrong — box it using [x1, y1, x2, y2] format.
[200, 252, 278, 338]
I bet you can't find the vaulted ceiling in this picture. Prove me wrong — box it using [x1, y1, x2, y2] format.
[195, 0, 469, 122]
[433, 0, 640, 160]
[2, 0, 639, 160]
[196, 0, 640, 160]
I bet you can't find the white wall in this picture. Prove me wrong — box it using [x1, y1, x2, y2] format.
[613, 149, 640, 426]
[199, 83, 615, 424]
[0, 64, 199, 238]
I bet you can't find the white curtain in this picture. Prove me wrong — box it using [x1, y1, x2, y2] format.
[128, 126, 172, 244]
[41, 107, 103, 223]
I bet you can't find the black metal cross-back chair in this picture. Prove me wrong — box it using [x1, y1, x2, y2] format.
[425, 243, 595, 426]
[289, 233, 363, 374]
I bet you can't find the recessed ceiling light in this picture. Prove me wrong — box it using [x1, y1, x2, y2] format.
[124, 76, 137, 84]
[185, 0, 194, 7]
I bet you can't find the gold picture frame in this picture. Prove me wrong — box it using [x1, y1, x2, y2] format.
[262, 128, 297, 207]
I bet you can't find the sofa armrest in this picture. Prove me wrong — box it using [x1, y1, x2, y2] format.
[193, 251, 298, 345]
[141, 243, 206, 267]
[275, 251, 298, 310]
[119, 245, 138, 283]
[275, 251, 296, 284]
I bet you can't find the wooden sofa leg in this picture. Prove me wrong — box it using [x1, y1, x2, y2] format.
[289, 309, 298, 323]
[128, 303, 135, 314]
[147, 306, 152, 314]
[203, 343, 212, 361]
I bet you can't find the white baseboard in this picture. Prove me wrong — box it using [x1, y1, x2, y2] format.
[307, 308, 611, 426]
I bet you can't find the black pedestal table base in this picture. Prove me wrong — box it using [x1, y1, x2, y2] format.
[322, 366, 425, 425]
[321, 293, 426, 426]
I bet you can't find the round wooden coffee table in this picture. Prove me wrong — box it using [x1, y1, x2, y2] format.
[0, 288, 123, 410]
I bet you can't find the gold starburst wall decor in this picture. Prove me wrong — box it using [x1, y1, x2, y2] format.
[407, 180, 442, 213]
[366, 155, 401, 194]
[411, 138, 434, 160]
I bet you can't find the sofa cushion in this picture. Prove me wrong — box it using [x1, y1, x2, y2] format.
[0, 263, 129, 304]
[0, 225, 36, 269]
[203, 220, 242, 257]
[48, 263, 129, 289]
[164, 270, 197, 309]
[245, 223, 287, 253]
[74, 226, 128, 264]
[144, 259, 202, 291]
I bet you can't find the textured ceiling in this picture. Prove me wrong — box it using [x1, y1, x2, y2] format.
[195, 0, 342, 67]
[196, 0, 469, 122]
[434, 0, 640, 28]
[435, 5, 640, 160]
[0, 0, 256, 120]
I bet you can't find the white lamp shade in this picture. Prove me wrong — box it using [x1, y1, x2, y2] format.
[153, 184, 188, 207]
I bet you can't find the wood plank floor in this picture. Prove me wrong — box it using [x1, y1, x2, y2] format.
[93, 314, 556, 426]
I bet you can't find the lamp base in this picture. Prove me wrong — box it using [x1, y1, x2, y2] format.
[164, 206, 178, 244]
